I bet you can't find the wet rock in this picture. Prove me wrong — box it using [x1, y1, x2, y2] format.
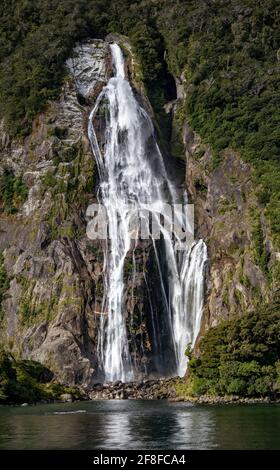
[36, 223, 52, 250]
[243, 254, 267, 294]
[92, 383, 103, 391]
[66, 41, 109, 99]
[184, 136, 275, 325]
[112, 381, 122, 388]
[88, 378, 177, 400]
[60, 393, 73, 403]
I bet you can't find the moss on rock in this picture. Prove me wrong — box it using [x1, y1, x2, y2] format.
[0, 349, 82, 404]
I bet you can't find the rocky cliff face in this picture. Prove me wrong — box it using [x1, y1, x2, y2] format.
[0, 37, 278, 388]
[0, 39, 177, 386]
[178, 108, 279, 330]
[0, 40, 111, 388]
[158, 72, 279, 336]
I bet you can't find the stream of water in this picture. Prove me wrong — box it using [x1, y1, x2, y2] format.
[88, 43, 207, 382]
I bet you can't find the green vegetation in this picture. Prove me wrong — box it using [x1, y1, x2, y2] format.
[19, 298, 56, 325]
[0, 168, 28, 214]
[39, 139, 95, 241]
[0, 253, 9, 321]
[0, 349, 82, 403]
[0, 0, 110, 136]
[183, 300, 280, 398]
[156, 0, 280, 248]
[218, 196, 238, 215]
[17, 275, 61, 326]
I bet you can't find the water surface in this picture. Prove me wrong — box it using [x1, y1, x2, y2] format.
[0, 400, 279, 450]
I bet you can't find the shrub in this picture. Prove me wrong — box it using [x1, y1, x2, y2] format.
[0, 168, 28, 214]
[185, 300, 280, 397]
[0, 349, 81, 404]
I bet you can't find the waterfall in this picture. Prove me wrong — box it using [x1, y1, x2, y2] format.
[88, 43, 207, 382]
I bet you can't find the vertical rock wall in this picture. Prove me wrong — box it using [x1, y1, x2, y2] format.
[0, 41, 110, 387]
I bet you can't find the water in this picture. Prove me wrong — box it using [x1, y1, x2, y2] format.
[0, 401, 279, 450]
[88, 43, 207, 382]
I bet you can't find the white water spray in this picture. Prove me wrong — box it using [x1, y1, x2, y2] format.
[88, 43, 207, 382]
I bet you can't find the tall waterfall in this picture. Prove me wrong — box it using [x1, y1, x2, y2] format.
[88, 43, 207, 382]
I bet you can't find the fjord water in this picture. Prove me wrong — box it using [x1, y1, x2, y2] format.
[0, 401, 279, 450]
[88, 43, 207, 382]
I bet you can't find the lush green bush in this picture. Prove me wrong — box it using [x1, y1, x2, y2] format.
[185, 300, 280, 397]
[0, 168, 28, 214]
[0, 349, 82, 403]
[0, 0, 110, 136]
[0, 350, 51, 403]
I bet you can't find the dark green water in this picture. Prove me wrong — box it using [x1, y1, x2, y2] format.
[0, 401, 279, 450]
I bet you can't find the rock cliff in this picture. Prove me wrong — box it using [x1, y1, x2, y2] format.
[177, 104, 279, 330]
[0, 39, 178, 386]
[0, 36, 278, 388]
[0, 40, 110, 388]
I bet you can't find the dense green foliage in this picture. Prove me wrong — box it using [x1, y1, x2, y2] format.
[0, 168, 28, 214]
[0, 0, 110, 135]
[0, 350, 81, 403]
[156, 0, 280, 247]
[184, 301, 280, 397]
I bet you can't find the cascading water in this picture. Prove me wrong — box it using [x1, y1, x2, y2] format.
[88, 43, 207, 382]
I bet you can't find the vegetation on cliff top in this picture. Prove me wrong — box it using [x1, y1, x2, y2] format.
[178, 300, 280, 398]
[0, 0, 110, 136]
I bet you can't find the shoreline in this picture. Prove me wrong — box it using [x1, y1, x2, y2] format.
[1, 378, 279, 406]
[1, 397, 280, 407]
[169, 396, 280, 405]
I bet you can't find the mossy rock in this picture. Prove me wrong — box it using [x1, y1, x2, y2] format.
[0, 350, 82, 404]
